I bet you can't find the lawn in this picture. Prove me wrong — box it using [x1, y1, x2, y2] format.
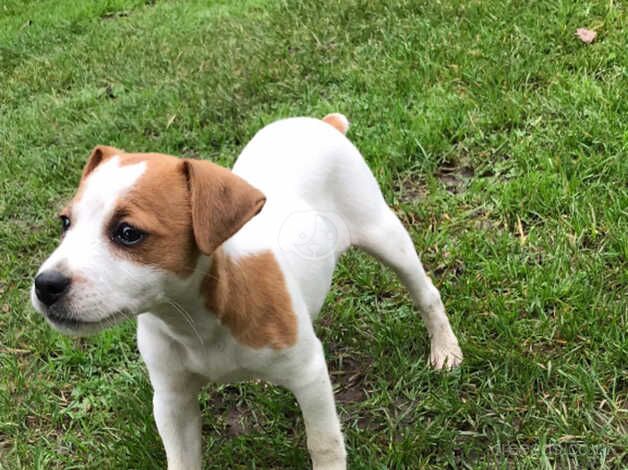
[0, 0, 626, 468]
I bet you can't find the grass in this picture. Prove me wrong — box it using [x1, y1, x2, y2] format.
[0, 0, 626, 468]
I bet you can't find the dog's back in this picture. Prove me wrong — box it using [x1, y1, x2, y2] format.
[228, 116, 391, 316]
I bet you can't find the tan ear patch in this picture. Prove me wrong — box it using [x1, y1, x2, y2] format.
[184, 159, 266, 255]
[202, 249, 297, 349]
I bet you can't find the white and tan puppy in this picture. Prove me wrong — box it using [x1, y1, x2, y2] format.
[31, 114, 462, 470]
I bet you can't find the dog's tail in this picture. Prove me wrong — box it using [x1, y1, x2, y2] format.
[322, 113, 350, 135]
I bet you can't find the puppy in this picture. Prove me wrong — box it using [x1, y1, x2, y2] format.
[32, 114, 462, 470]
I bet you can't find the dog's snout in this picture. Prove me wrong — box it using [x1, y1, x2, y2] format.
[34, 271, 71, 307]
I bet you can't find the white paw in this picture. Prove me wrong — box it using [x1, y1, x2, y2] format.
[313, 462, 346, 470]
[309, 435, 346, 470]
[311, 450, 346, 470]
[429, 339, 463, 370]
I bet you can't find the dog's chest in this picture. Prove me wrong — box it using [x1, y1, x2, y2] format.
[182, 339, 250, 383]
[137, 313, 251, 384]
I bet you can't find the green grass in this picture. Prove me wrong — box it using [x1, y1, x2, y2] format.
[1, 0, 626, 468]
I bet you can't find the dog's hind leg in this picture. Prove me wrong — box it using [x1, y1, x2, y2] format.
[353, 207, 462, 369]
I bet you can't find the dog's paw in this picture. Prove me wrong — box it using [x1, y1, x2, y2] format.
[313, 463, 346, 470]
[311, 454, 346, 470]
[429, 339, 463, 370]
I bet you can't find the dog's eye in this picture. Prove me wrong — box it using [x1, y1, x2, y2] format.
[113, 223, 145, 246]
[60, 215, 71, 233]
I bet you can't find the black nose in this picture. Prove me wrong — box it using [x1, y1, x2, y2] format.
[34, 271, 71, 307]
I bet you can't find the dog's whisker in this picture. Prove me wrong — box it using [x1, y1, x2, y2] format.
[162, 297, 205, 346]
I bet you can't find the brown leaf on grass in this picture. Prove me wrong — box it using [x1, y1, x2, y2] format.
[575, 28, 597, 44]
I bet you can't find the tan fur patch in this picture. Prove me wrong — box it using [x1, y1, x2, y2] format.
[202, 249, 298, 349]
[112, 153, 199, 276]
[322, 113, 349, 134]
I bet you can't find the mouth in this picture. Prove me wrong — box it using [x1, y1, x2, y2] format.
[46, 310, 83, 328]
[43, 308, 130, 335]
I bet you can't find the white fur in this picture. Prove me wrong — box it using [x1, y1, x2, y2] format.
[33, 116, 462, 470]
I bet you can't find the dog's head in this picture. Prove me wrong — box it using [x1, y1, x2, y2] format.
[31, 146, 265, 335]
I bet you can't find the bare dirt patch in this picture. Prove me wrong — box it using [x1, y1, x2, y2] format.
[204, 385, 263, 437]
[436, 165, 474, 194]
[395, 173, 429, 203]
[326, 342, 371, 404]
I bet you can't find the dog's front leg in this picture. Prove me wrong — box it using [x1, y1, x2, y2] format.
[151, 375, 204, 470]
[287, 343, 347, 470]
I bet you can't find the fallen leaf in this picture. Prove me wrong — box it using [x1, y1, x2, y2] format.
[1, 304, 10, 313]
[576, 28, 597, 44]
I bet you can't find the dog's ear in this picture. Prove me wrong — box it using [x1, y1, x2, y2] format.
[81, 145, 122, 181]
[183, 159, 266, 255]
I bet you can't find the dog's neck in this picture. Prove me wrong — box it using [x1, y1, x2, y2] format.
[148, 253, 218, 345]
[148, 244, 297, 350]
